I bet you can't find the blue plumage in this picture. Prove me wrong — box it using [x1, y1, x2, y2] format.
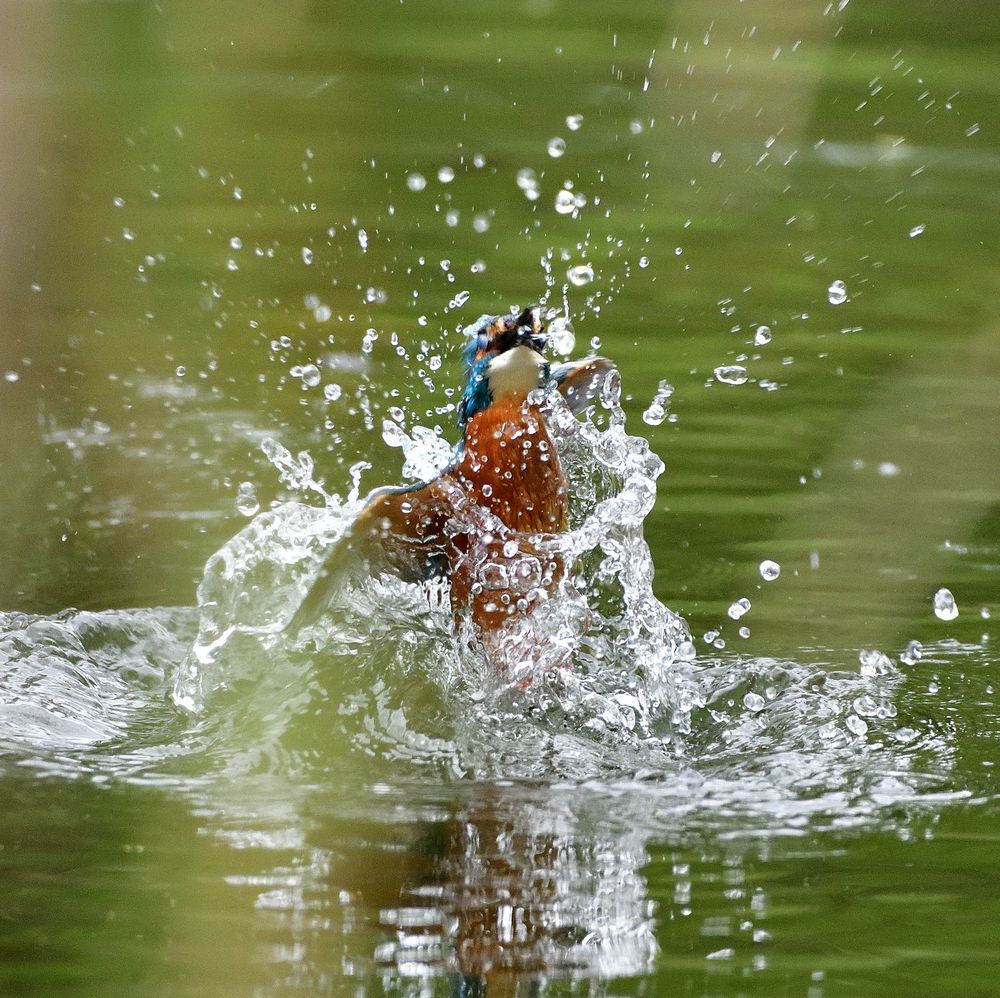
[457, 355, 493, 427]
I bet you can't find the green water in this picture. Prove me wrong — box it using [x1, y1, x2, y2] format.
[2, 0, 999, 994]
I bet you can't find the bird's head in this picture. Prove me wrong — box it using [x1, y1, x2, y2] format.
[458, 306, 550, 426]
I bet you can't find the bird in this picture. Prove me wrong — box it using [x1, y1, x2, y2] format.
[290, 306, 614, 643]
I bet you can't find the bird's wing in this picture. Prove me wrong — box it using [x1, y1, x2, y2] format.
[288, 474, 462, 634]
[551, 356, 616, 414]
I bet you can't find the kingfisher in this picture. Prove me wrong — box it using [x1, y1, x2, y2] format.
[291, 306, 613, 641]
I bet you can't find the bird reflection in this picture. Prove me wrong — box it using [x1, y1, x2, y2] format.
[369, 791, 657, 996]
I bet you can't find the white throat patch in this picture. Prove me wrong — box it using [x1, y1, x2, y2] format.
[487, 345, 546, 400]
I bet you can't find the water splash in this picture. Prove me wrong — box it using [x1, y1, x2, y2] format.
[0, 607, 195, 771]
[642, 380, 674, 426]
[169, 367, 689, 778]
[158, 359, 963, 813]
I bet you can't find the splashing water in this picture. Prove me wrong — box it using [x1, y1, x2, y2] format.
[642, 380, 674, 426]
[170, 369, 692, 780]
[153, 359, 960, 812]
[0, 318, 964, 823]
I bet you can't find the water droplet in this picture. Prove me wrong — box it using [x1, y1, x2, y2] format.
[122, 228, 136, 241]
[638, 255, 650, 269]
[642, 380, 674, 425]
[933, 587, 958, 621]
[314, 304, 332, 322]
[567, 263, 594, 286]
[710, 150, 722, 164]
[4, 370, 19, 383]
[965, 122, 980, 137]
[759, 559, 781, 581]
[554, 188, 576, 215]
[738, 625, 751, 639]
[300, 363, 321, 388]
[743, 692, 765, 713]
[382, 419, 407, 448]
[547, 316, 575, 356]
[450, 290, 471, 308]
[714, 365, 748, 385]
[859, 648, 894, 676]
[301, 247, 313, 265]
[909, 223, 925, 238]
[472, 213, 491, 233]
[437, 165, 455, 183]
[229, 236, 242, 250]
[323, 383, 342, 402]
[547, 136, 566, 158]
[827, 279, 848, 305]
[853, 695, 878, 717]
[364, 287, 388, 304]
[235, 482, 259, 517]
[706, 948, 735, 961]
[516, 167, 540, 200]
[565, 114, 583, 131]
[754, 325, 772, 346]
[406, 172, 427, 192]
[846, 714, 868, 737]
[357, 229, 368, 252]
[727, 597, 752, 620]
[900, 639, 923, 665]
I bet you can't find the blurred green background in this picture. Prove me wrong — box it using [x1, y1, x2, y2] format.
[1, 1, 999, 995]
[4, 0, 997, 656]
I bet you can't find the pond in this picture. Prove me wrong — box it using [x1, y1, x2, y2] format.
[1, 1, 999, 994]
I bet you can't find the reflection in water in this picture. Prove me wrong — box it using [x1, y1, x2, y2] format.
[380, 793, 656, 991]
[200, 783, 660, 996]
[0, 602, 989, 994]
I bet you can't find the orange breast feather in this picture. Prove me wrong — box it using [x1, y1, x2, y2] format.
[447, 400, 568, 631]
